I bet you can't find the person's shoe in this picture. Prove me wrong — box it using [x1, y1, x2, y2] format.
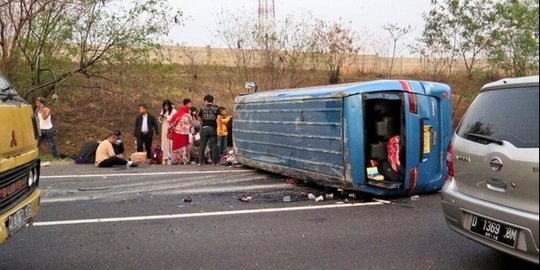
[126, 161, 136, 169]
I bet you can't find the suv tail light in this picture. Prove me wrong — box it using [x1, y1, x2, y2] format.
[447, 142, 454, 178]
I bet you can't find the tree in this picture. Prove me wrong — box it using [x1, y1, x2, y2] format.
[179, 44, 201, 93]
[488, 0, 539, 76]
[0, 0, 182, 96]
[382, 23, 413, 76]
[420, 0, 498, 78]
[217, 10, 321, 90]
[314, 20, 360, 84]
[0, 0, 54, 74]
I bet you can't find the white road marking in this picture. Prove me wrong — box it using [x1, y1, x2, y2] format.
[40, 169, 255, 179]
[33, 202, 383, 226]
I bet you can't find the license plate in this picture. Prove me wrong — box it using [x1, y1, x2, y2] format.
[7, 204, 33, 235]
[470, 215, 519, 247]
[423, 125, 432, 154]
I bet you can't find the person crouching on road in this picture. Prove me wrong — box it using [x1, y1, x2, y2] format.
[96, 133, 136, 168]
[112, 130, 125, 158]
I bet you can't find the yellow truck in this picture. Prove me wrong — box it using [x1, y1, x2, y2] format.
[0, 72, 41, 244]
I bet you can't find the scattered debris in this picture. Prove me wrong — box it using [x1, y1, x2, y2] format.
[77, 187, 110, 192]
[410, 195, 420, 201]
[315, 195, 324, 202]
[307, 193, 316, 200]
[374, 198, 392, 204]
[284, 178, 298, 185]
[41, 161, 51, 167]
[183, 196, 193, 203]
[335, 201, 345, 204]
[282, 196, 291, 202]
[348, 193, 357, 199]
[344, 198, 349, 203]
[176, 204, 185, 208]
[238, 196, 252, 202]
[325, 193, 334, 200]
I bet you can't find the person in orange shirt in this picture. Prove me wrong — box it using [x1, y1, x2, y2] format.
[216, 107, 231, 156]
[95, 133, 136, 168]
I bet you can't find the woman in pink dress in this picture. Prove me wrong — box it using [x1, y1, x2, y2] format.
[169, 105, 193, 164]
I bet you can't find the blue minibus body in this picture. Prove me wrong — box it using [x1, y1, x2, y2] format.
[233, 80, 452, 197]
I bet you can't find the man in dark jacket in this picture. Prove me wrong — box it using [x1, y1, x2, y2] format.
[134, 104, 159, 160]
[198, 95, 219, 166]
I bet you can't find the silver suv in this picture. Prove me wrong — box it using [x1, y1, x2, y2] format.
[441, 75, 539, 264]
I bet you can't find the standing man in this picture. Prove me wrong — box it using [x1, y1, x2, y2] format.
[36, 97, 59, 158]
[198, 95, 219, 166]
[134, 104, 159, 161]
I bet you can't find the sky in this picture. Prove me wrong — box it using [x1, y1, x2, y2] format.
[168, 0, 433, 55]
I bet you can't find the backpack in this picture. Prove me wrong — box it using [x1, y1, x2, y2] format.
[150, 145, 163, 165]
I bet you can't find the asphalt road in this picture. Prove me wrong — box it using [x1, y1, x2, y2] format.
[0, 163, 536, 270]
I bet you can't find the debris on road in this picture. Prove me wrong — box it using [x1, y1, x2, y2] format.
[41, 161, 51, 167]
[183, 196, 193, 203]
[77, 187, 111, 192]
[176, 204, 185, 208]
[315, 195, 324, 202]
[348, 193, 357, 199]
[307, 193, 316, 200]
[283, 196, 291, 202]
[325, 193, 334, 200]
[374, 198, 392, 204]
[238, 196, 252, 202]
[410, 195, 420, 201]
[284, 178, 298, 185]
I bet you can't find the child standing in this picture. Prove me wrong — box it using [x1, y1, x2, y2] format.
[216, 107, 231, 156]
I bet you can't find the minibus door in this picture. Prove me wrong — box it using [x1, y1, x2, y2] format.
[406, 93, 442, 194]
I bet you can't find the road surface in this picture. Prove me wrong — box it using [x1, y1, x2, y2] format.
[0, 163, 536, 269]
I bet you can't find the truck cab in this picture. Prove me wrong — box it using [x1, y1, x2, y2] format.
[0, 72, 41, 244]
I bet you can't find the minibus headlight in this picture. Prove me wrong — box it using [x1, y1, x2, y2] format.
[28, 169, 34, 186]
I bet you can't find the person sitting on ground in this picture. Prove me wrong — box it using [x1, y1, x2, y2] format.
[95, 133, 137, 168]
[112, 130, 125, 158]
[75, 139, 100, 164]
[189, 125, 201, 164]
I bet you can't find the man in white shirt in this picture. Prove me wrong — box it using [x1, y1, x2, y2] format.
[36, 97, 59, 158]
[133, 104, 159, 160]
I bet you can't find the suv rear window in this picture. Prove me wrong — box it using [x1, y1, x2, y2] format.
[457, 87, 539, 148]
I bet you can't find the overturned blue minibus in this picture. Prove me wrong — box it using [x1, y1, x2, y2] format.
[233, 80, 452, 197]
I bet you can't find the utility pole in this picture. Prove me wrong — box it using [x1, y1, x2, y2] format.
[258, 0, 276, 31]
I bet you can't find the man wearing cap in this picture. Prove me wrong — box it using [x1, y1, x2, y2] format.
[112, 130, 125, 157]
[36, 97, 59, 158]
